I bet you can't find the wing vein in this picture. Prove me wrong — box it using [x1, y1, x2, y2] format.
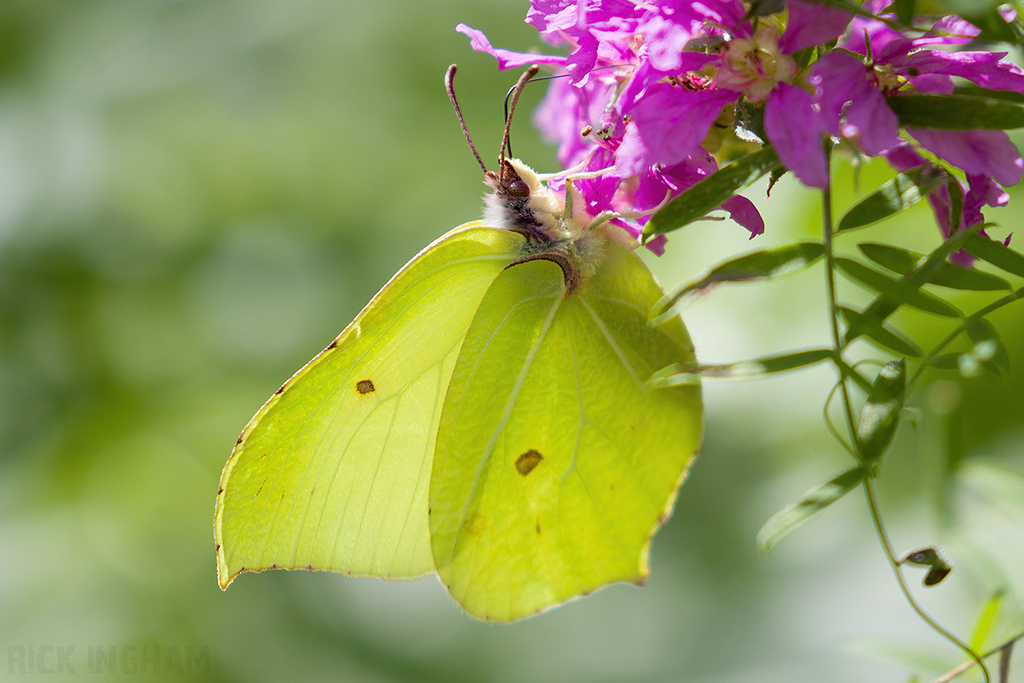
[448, 291, 563, 563]
[580, 299, 645, 392]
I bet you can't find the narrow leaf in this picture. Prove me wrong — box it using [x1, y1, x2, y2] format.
[757, 466, 867, 554]
[887, 94, 1024, 130]
[893, 0, 913, 25]
[840, 307, 923, 357]
[928, 353, 961, 370]
[644, 146, 780, 237]
[962, 232, 1024, 278]
[857, 360, 906, 464]
[835, 258, 961, 318]
[837, 165, 946, 232]
[956, 8, 1020, 44]
[648, 348, 835, 388]
[964, 318, 1011, 376]
[859, 242, 1011, 291]
[970, 591, 1005, 653]
[650, 242, 824, 324]
[851, 225, 984, 338]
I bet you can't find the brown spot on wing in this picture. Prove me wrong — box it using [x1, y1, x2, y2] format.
[515, 449, 543, 476]
[463, 512, 486, 536]
[356, 379, 375, 394]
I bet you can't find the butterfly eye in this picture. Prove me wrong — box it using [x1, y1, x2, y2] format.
[507, 180, 530, 198]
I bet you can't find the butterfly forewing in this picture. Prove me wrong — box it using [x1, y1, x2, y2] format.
[430, 243, 703, 621]
[216, 224, 522, 587]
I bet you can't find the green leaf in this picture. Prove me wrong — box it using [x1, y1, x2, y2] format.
[643, 146, 781, 237]
[858, 242, 1012, 291]
[835, 258, 961, 318]
[970, 591, 1005, 653]
[840, 307, 923, 357]
[650, 242, 824, 324]
[962, 233, 1024, 278]
[837, 165, 947, 232]
[886, 94, 1024, 130]
[851, 225, 984, 336]
[927, 353, 961, 370]
[893, 0, 913, 26]
[964, 318, 1011, 377]
[956, 8, 1020, 43]
[857, 360, 906, 465]
[746, 0, 785, 17]
[757, 466, 867, 554]
[648, 348, 835, 388]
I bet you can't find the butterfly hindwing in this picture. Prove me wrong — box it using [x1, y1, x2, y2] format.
[429, 241, 702, 621]
[216, 224, 522, 587]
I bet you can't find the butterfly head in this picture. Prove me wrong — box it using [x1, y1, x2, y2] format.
[483, 157, 565, 239]
[445, 63, 606, 289]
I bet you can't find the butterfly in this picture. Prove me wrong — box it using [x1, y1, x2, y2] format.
[214, 64, 703, 622]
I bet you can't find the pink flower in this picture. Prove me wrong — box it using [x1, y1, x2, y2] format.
[459, 0, 1024, 248]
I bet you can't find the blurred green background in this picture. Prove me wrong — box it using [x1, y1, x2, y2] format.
[2, 1, 1023, 681]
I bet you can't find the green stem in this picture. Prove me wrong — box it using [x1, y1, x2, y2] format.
[821, 152, 859, 446]
[930, 630, 1023, 683]
[863, 480, 991, 683]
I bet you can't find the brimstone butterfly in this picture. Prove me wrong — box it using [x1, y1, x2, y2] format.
[214, 65, 703, 622]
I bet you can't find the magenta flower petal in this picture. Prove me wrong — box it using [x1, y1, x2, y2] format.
[616, 86, 738, 174]
[811, 51, 899, 154]
[901, 50, 1024, 95]
[964, 173, 1009, 227]
[525, 0, 579, 42]
[615, 125, 651, 177]
[722, 195, 766, 237]
[565, 34, 600, 85]
[842, 91, 901, 155]
[643, 234, 668, 255]
[780, 0, 851, 54]
[456, 24, 567, 70]
[641, 14, 701, 72]
[913, 15, 980, 46]
[765, 83, 829, 188]
[910, 128, 1024, 186]
[909, 74, 955, 94]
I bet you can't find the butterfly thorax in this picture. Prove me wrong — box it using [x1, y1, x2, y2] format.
[485, 158, 605, 295]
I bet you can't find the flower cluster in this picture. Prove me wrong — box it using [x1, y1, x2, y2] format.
[459, 0, 1024, 254]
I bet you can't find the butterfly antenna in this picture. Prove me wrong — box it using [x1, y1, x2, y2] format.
[499, 64, 540, 168]
[445, 64, 489, 175]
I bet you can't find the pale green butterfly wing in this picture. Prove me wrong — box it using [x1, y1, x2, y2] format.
[216, 223, 522, 587]
[429, 241, 702, 622]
